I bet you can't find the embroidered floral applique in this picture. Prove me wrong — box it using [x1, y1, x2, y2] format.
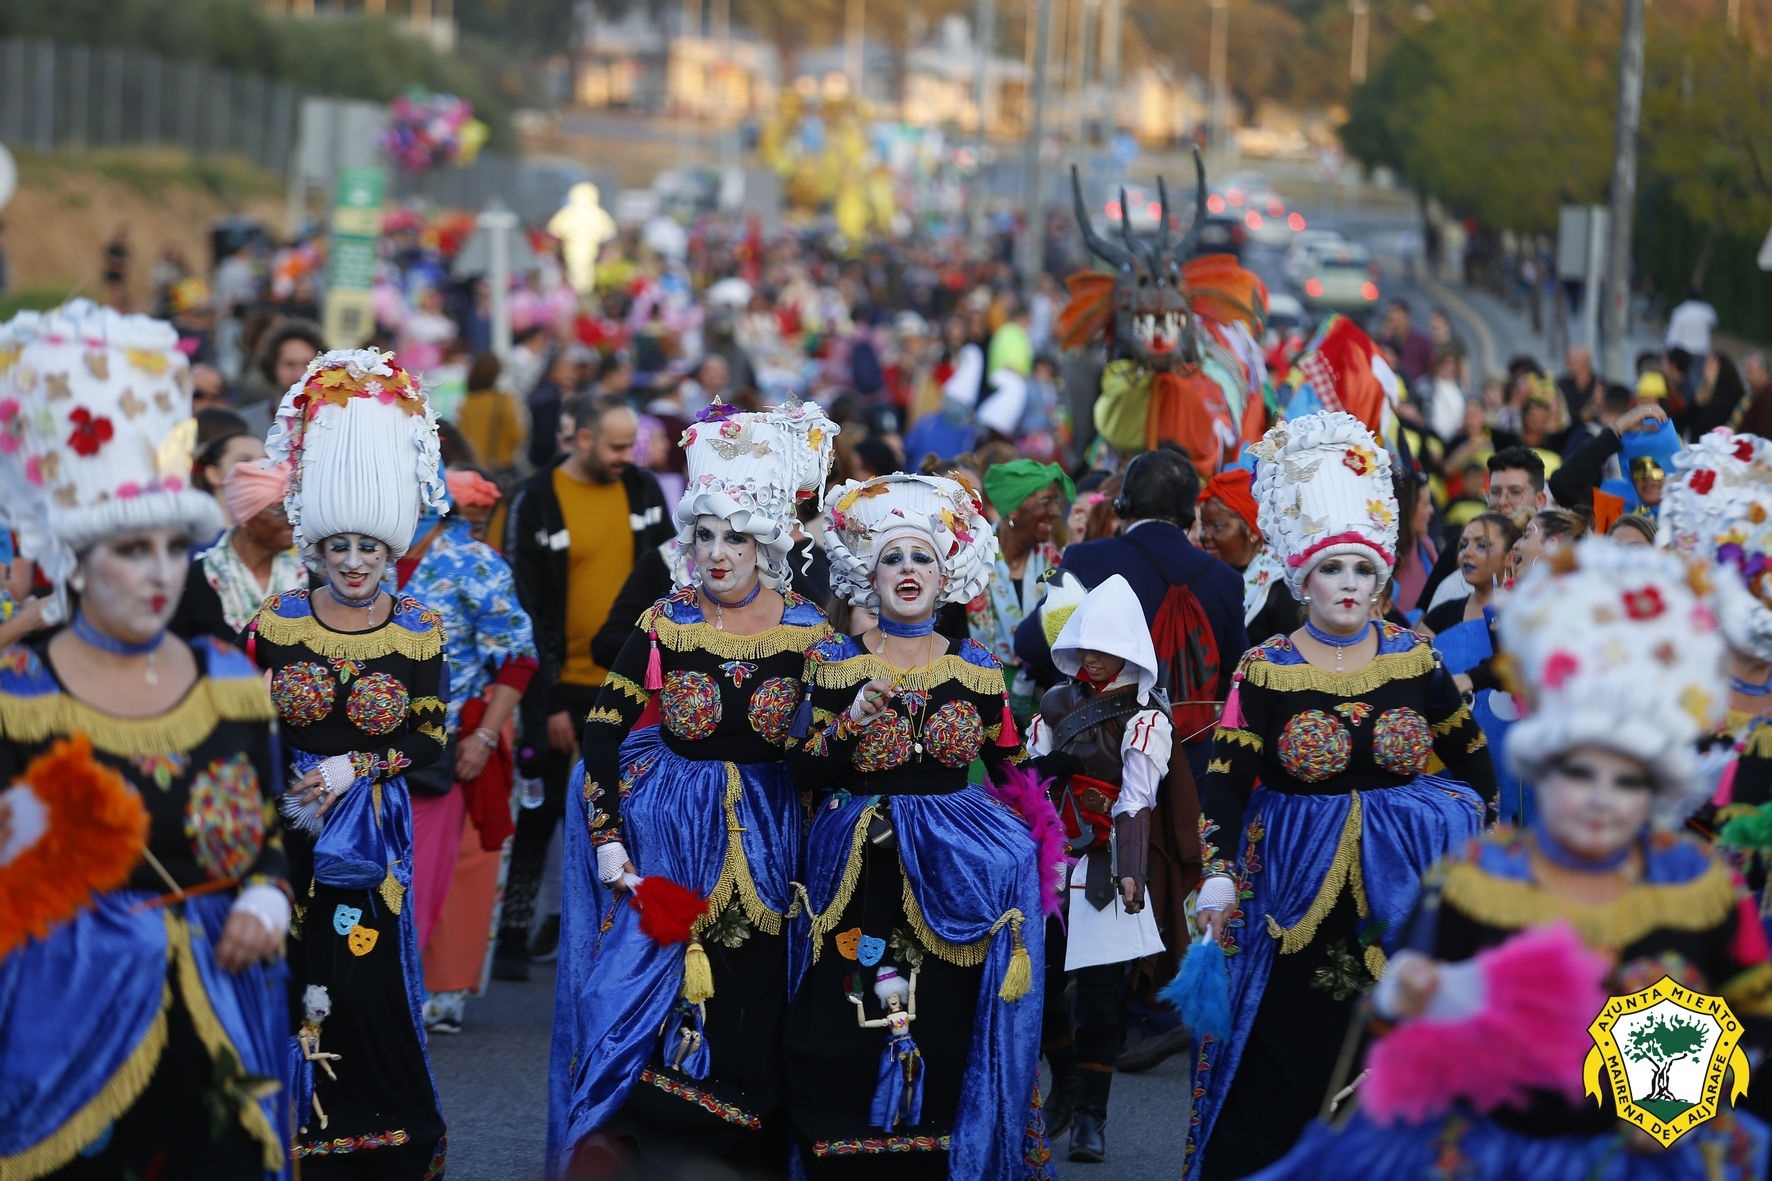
[185, 754, 265, 879]
[133, 752, 191, 791]
[720, 660, 758, 687]
[1333, 702, 1372, 726]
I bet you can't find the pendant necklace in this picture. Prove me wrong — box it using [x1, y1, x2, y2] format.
[1304, 619, 1372, 673]
[72, 611, 165, 686]
[704, 580, 762, 631]
[880, 629, 937, 758]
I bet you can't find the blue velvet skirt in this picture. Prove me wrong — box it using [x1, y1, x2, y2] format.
[0, 890, 290, 1179]
[1185, 775, 1487, 1179]
[1249, 1106, 1770, 1181]
[547, 727, 801, 1173]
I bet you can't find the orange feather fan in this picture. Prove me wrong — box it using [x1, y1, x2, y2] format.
[0, 734, 149, 958]
[1058, 272, 1115, 351]
[1181, 255, 1269, 333]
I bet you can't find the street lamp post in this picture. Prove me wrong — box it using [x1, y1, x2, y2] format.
[1604, 0, 1646, 381]
[1350, 0, 1371, 85]
[1020, 0, 1055, 295]
[1208, 0, 1229, 153]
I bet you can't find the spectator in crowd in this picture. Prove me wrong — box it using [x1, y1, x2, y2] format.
[1664, 286, 1718, 359]
[497, 393, 673, 980]
[457, 352, 525, 475]
[1379, 299, 1435, 383]
[526, 346, 578, 471]
[190, 363, 232, 412]
[1555, 344, 1602, 425]
[190, 407, 267, 529]
[1420, 446, 1546, 611]
[1734, 351, 1772, 436]
[1548, 401, 1669, 515]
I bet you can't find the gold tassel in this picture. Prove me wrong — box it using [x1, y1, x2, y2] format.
[998, 919, 1031, 1002]
[378, 868, 405, 916]
[682, 939, 715, 1004]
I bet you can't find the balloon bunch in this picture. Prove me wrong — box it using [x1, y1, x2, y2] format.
[378, 88, 490, 173]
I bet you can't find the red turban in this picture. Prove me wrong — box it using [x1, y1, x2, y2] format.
[1200, 469, 1261, 540]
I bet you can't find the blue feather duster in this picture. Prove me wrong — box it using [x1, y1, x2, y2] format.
[1159, 936, 1232, 1042]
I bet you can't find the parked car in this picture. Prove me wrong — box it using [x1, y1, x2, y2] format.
[1284, 230, 1349, 284]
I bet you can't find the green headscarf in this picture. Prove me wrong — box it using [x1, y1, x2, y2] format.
[982, 459, 1076, 519]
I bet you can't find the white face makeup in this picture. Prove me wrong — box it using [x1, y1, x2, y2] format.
[322, 533, 389, 602]
[1304, 554, 1381, 635]
[872, 536, 943, 623]
[78, 527, 190, 643]
[693, 515, 760, 599]
[1533, 745, 1655, 863]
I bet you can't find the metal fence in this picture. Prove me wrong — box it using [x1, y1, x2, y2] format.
[0, 39, 299, 178]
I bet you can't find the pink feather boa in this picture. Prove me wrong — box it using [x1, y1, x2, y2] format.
[986, 763, 1072, 918]
[1361, 922, 1609, 1124]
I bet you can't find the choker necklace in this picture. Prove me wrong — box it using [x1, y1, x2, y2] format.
[328, 583, 381, 609]
[1730, 673, 1772, 698]
[1304, 619, 1372, 672]
[880, 617, 936, 638]
[703, 579, 762, 631]
[71, 611, 165, 685]
[1530, 815, 1633, 873]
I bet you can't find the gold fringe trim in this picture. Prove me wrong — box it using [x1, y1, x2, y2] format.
[1217, 728, 1264, 752]
[1432, 706, 1474, 737]
[650, 616, 832, 663]
[1746, 724, 1772, 761]
[253, 610, 443, 662]
[1438, 856, 1740, 949]
[585, 707, 627, 725]
[1207, 758, 1233, 775]
[0, 677, 274, 760]
[1240, 646, 1436, 697]
[805, 805, 881, 962]
[807, 652, 1007, 697]
[0, 986, 172, 1180]
[1465, 733, 1487, 755]
[605, 674, 651, 706]
[1721, 962, 1772, 1018]
[418, 723, 446, 744]
[693, 763, 783, 938]
[1264, 793, 1369, 953]
[411, 696, 445, 714]
[379, 868, 406, 916]
[902, 875, 997, 967]
[165, 913, 284, 1171]
[1365, 941, 1388, 978]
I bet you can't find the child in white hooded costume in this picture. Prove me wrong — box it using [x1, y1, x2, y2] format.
[1024, 574, 1172, 1164]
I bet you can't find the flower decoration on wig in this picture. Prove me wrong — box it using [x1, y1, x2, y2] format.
[1250, 410, 1398, 602]
[265, 348, 447, 565]
[1658, 428, 1772, 663]
[0, 299, 220, 608]
[821, 473, 997, 609]
[671, 398, 839, 590]
[1497, 539, 1725, 796]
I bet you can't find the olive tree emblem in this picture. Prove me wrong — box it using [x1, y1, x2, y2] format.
[1586, 976, 1751, 1148]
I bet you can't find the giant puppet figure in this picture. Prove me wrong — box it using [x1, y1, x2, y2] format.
[1061, 151, 1270, 475]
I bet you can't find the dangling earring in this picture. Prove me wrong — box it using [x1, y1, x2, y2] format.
[70, 574, 86, 594]
[1008, 517, 1017, 529]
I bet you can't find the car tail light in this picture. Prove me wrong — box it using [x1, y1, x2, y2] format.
[1360, 281, 1379, 301]
[1147, 202, 1161, 220]
[1106, 200, 1121, 219]
[1231, 224, 1246, 243]
[1267, 199, 1283, 216]
[1245, 211, 1263, 229]
[1287, 212, 1306, 232]
[1207, 194, 1226, 214]
[1227, 188, 1243, 205]
[1305, 278, 1324, 297]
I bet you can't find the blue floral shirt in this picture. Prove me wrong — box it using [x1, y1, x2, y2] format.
[403, 518, 538, 733]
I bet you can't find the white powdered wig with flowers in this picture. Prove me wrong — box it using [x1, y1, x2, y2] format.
[673, 406, 809, 589]
[0, 299, 221, 601]
[1658, 428, 1772, 664]
[1498, 539, 1725, 796]
[1251, 410, 1398, 602]
[763, 395, 840, 498]
[265, 348, 446, 563]
[822, 473, 997, 609]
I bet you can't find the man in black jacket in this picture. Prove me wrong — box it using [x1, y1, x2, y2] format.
[497, 392, 674, 979]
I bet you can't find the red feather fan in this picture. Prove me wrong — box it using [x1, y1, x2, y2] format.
[628, 875, 710, 946]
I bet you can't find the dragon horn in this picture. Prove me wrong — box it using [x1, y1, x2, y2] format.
[1177, 144, 1209, 258]
[1157, 175, 1173, 258]
[1118, 186, 1138, 257]
[1071, 165, 1130, 269]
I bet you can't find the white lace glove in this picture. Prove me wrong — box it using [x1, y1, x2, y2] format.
[1196, 875, 1238, 913]
[231, 883, 292, 940]
[1372, 953, 1486, 1022]
[596, 841, 632, 885]
[318, 754, 356, 795]
[849, 684, 890, 725]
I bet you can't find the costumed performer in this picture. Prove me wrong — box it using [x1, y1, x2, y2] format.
[250, 348, 450, 1178]
[1249, 539, 1772, 1180]
[0, 299, 292, 1179]
[1186, 411, 1495, 1180]
[547, 403, 837, 1177]
[1025, 574, 1190, 1163]
[1195, 468, 1296, 643]
[782, 473, 1056, 1181]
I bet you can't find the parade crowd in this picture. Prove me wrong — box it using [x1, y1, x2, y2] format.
[3, 197, 1772, 1181]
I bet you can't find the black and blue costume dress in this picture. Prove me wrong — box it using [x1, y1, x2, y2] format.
[248, 588, 447, 1178]
[782, 633, 1054, 1180]
[1187, 622, 1494, 1180]
[0, 633, 291, 1180]
[548, 586, 830, 1171]
[1251, 827, 1772, 1180]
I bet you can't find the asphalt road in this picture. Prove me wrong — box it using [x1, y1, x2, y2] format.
[431, 962, 1194, 1180]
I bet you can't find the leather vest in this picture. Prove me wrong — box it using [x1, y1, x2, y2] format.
[1038, 681, 1139, 787]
